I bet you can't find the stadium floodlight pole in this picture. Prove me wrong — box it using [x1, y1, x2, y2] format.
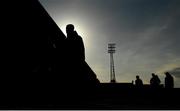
[108, 43, 116, 83]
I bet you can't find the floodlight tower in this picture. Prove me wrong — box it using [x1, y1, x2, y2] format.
[108, 43, 116, 83]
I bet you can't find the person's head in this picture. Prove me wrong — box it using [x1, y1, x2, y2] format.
[136, 75, 140, 79]
[165, 72, 170, 76]
[152, 73, 155, 77]
[66, 24, 74, 35]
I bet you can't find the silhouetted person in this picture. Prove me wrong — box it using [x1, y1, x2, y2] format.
[135, 75, 143, 88]
[64, 24, 95, 86]
[150, 73, 161, 88]
[66, 24, 85, 61]
[164, 72, 174, 88]
[132, 80, 134, 85]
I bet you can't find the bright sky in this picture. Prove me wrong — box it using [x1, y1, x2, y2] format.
[39, 0, 180, 87]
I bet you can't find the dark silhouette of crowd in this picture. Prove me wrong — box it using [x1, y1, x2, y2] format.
[134, 72, 174, 88]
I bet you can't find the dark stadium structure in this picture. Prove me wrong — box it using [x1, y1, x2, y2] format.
[1, 0, 180, 109]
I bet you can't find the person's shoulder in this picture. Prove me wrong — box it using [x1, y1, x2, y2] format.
[78, 35, 83, 39]
[77, 35, 83, 40]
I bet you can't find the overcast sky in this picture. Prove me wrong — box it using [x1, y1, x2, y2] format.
[39, 0, 180, 87]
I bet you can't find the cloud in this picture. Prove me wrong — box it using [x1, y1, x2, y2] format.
[168, 67, 180, 78]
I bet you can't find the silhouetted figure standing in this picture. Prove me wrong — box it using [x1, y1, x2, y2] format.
[150, 73, 161, 88]
[135, 75, 143, 88]
[66, 24, 85, 61]
[164, 72, 174, 88]
[65, 24, 85, 82]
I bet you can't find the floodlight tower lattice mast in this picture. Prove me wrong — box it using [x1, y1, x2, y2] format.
[108, 43, 116, 83]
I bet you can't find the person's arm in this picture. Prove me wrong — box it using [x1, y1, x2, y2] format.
[80, 37, 85, 60]
[141, 80, 143, 85]
[75, 31, 85, 60]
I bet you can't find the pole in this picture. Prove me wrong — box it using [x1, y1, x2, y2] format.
[108, 43, 116, 83]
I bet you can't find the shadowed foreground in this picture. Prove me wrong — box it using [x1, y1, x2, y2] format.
[1, 81, 180, 109]
[1, 0, 180, 109]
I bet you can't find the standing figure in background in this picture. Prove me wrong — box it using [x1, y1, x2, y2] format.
[135, 75, 143, 88]
[164, 72, 174, 88]
[66, 24, 85, 61]
[65, 24, 86, 84]
[150, 73, 161, 88]
[64, 24, 100, 86]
